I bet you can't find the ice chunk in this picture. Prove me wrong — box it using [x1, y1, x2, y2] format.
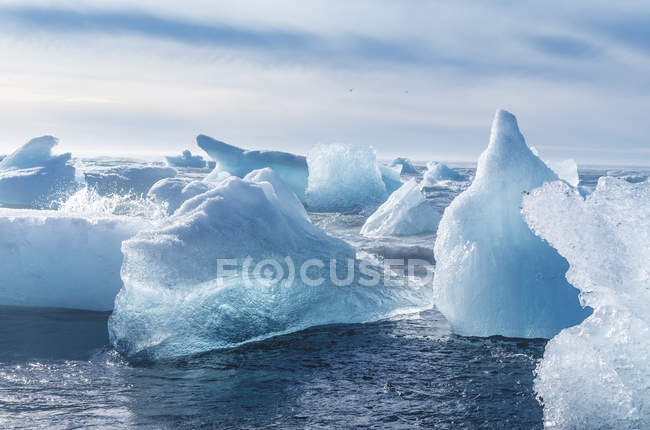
[84, 166, 177, 196]
[197, 135, 308, 200]
[522, 177, 649, 429]
[109, 168, 429, 359]
[433, 110, 590, 339]
[546, 158, 579, 187]
[420, 161, 467, 188]
[0, 136, 76, 207]
[361, 179, 439, 237]
[165, 149, 207, 168]
[147, 177, 214, 214]
[390, 157, 418, 174]
[379, 164, 403, 195]
[0, 208, 148, 311]
[305, 143, 388, 214]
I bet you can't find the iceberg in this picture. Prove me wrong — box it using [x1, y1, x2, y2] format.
[165, 149, 207, 168]
[0, 208, 147, 311]
[147, 177, 214, 214]
[420, 161, 467, 187]
[197, 135, 308, 200]
[361, 179, 440, 237]
[306, 143, 388, 214]
[432, 109, 590, 339]
[522, 177, 649, 429]
[390, 157, 418, 174]
[84, 166, 177, 196]
[109, 168, 429, 359]
[546, 158, 579, 187]
[379, 164, 403, 195]
[0, 136, 76, 207]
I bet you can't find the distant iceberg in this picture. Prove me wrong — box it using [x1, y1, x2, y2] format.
[530, 147, 580, 187]
[379, 164, 403, 195]
[0, 208, 147, 311]
[306, 143, 388, 214]
[148, 177, 214, 214]
[433, 109, 590, 339]
[390, 157, 418, 174]
[109, 168, 429, 359]
[420, 161, 467, 187]
[165, 149, 207, 168]
[0, 136, 76, 207]
[361, 179, 439, 237]
[84, 165, 177, 196]
[197, 135, 308, 200]
[523, 177, 649, 429]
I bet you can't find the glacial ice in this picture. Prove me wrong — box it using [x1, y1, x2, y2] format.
[306, 143, 388, 214]
[432, 109, 590, 338]
[546, 158, 579, 187]
[390, 157, 418, 174]
[109, 168, 429, 359]
[84, 166, 177, 196]
[361, 179, 440, 237]
[197, 134, 309, 200]
[522, 177, 649, 429]
[0, 208, 148, 311]
[0, 136, 76, 207]
[147, 177, 214, 214]
[379, 164, 403, 195]
[420, 161, 467, 187]
[165, 150, 207, 168]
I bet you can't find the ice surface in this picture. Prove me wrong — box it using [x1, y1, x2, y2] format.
[0, 136, 76, 207]
[109, 168, 429, 359]
[420, 161, 467, 187]
[0, 208, 148, 311]
[546, 159, 579, 187]
[433, 110, 590, 338]
[84, 166, 177, 196]
[197, 135, 308, 200]
[306, 143, 388, 214]
[361, 179, 440, 237]
[165, 150, 207, 168]
[379, 164, 403, 195]
[147, 177, 214, 214]
[390, 157, 418, 174]
[522, 177, 649, 429]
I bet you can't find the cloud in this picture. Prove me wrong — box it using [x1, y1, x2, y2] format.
[528, 35, 598, 59]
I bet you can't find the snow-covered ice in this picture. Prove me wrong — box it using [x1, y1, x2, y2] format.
[165, 150, 207, 168]
[361, 179, 440, 237]
[306, 143, 388, 214]
[0, 136, 76, 207]
[197, 134, 309, 200]
[0, 208, 148, 311]
[432, 109, 590, 339]
[109, 168, 429, 359]
[390, 157, 418, 174]
[84, 166, 177, 196]
[147, 177, 214, 214]
[523, 177, 649, 429]
[421, 161, 467, 187]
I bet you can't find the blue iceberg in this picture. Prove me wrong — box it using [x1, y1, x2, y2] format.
[84, 166, 177, 196]
[147, 177, 215, 214]
[420, 161, 467, 187]
[165, 150, 207, 168]
[0, 136, 76, 207]
[432, 109, 590, 339]
[390, 157, 418, 174]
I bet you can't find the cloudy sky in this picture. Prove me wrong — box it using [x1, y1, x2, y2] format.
[1, 1, 649, 165]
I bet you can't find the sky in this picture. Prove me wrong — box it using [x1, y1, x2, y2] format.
[1, 1, 649, 165]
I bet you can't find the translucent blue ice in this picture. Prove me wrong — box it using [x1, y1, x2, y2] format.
[165, 149, 207, 168]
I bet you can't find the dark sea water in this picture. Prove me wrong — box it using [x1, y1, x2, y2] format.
[1, 163, 643, 429]
[0, 307, 545, 429]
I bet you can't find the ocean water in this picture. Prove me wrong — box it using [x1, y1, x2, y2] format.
[0, 160, 644, 429]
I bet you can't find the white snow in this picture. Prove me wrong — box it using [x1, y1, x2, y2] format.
[390, 157, 418, 174]
[0, 136, 76, 207]
[0, 208, 148, 311]
[165, 149, 207, 168]
[109, 168, 429, 359]
[197, 134, 308, 201]
[523, 177, 650, 429]
[306, 143, 388, 214]
[361, 179, 440, 237]
[84, 165, 177, 196]
[546, 158, 579, 187]
[420, 161, 467, 187]
[432, 109, 590, 339]
[147, 178, 215, 214]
